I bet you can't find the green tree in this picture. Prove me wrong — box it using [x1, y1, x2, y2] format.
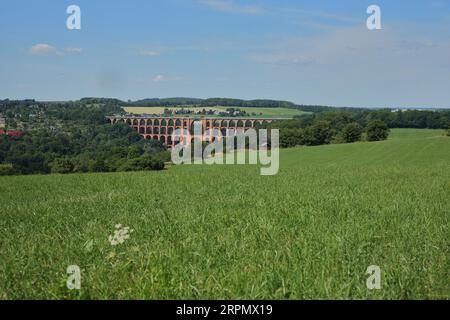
[310, 120, 333, 145]
[366, 120, 390, 142]
[279, 129, 304, 148]
[340, 123, 363, 143]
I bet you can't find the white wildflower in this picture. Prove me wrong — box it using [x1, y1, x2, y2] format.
[108, 224, 134, 246]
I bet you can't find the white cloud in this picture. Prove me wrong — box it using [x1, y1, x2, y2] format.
[29, 44, 82, 56]
[199, 0, 264, 15]
[152, 74, 166, 82]
[152, 74, 182, 82]
[29, 44, 59, 56]
[140, 50, 161, 57]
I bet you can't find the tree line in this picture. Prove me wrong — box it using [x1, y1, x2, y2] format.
[265, 113, 390, 148]
[0, 123, 169, 176]
[129, 97, 298, 109]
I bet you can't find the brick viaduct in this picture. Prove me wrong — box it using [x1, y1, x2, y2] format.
[107, 116, 284, 148]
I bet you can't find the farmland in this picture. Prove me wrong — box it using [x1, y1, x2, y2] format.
[0, 129, 449, 299]
[123, 106, 308, 118]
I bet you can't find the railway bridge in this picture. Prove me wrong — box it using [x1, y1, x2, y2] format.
[106, 115, 284, 148]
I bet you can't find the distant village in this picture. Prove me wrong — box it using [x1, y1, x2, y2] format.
[0, 115, 23, 138]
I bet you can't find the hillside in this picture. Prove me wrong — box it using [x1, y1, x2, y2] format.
[0, 129, 449, 299]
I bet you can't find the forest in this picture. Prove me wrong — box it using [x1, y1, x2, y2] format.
[0, 100, 168, 176]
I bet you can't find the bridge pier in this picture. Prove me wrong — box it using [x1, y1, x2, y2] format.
[105, 116, 280, 149]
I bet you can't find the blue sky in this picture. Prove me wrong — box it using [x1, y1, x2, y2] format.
[0, 0, 449, 108]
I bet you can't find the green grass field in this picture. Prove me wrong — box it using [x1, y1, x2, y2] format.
[123, 106, 307, 118]
[0, 129, 449, 299]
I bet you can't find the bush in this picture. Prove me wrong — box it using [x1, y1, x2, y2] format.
[72, 159, 92, 173]
[0, 163, 16, 176]
[50, 158, 75, 174]
[446, 129, 450, 137]
[11, 153, 50, 175]
[366, 120, 390, 142]
[297, 121, 333, 146]
[90, 159, 108, 172]
[279, 129, 304, 148]
[120, 156, 165, 172]
[339, 123, 363, 143]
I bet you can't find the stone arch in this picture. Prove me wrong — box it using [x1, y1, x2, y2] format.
[132, 119, 138, 126]
[154, 119, 160, 126]
[139, 127, 145, 134]
[237, 120, 244, 127]
[175, 119, 182, 127]
[161, 119, 167, 126]
[160, 135, 166, 144]
[168, 119, 175, 126]
[160, 127, 166, 135]
[168, 127, 174, 135]
[139, 119, 145, 126]
[146, 127, 152, 134]
[153, 127, 159, 134]
[245, 120, 252, 128]
[152, 135, 158, 140]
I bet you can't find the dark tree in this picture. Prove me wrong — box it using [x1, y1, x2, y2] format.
[366, 120, 390, 141]
[340, 123, 363, 143]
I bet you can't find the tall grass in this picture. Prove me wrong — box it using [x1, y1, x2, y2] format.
[0, 129, 448, 299]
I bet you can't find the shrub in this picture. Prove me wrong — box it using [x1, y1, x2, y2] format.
[90, 159, 108, 172]
[50, 158, 75, 174]
[340, 123, 363, 143]
[279, 129, 304, 148]
[0, 163, 16, 176]
[120, 156, 165, 172]
[11, 153, 50, 175]
[366, 120, 390, 142]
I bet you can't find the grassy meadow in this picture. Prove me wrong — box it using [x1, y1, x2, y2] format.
[123, 106, 307, 118]
[0, 129, 449, 299]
